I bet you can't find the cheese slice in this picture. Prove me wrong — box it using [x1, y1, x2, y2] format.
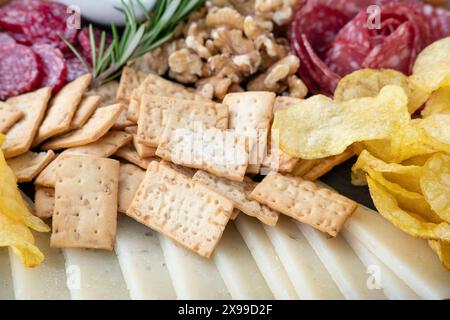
[63, 248, 130, 300]
[343, 230, 419, 300]
[344, 205, 450, 300]
[115, 215, 176, 299]
[297, 222, 385, 300]
[263, 217, 343, 299]
[0, 248, 14, 299]
[158, 234, 231, 300]
[234, 214, 298, 299]
[213, 221, 273, 299]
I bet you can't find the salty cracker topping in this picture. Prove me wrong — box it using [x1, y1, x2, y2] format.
[0, 102, 22, 134]
[126, 162, 234, 258]
[7, 150, 55, 183]
[51, 155, 120, 250]
[70, 95, 102, 130]
[250, 171, 357, 236]
[118, 163, 145, 214]
[34, 187, 55, 219]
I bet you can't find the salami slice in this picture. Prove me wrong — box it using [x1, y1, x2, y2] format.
[32, 44, 67, 93]
[0, 32, 17, 48]
[65, 54, 88, 82]
[0, 0, 41, 33]
[0, 44, 42, 100]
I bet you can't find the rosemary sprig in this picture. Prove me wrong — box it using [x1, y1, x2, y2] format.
[62, 0, 204, 86]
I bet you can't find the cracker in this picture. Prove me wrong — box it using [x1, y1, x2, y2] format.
[292, 159, 320, 177]
[223, 92, 275, 174]
[87, 80, 119, 106]
[250, 171, 358, 236]
[262, 125, 299, 173]
[41, 103, 124, 150]
[114, 143, 155, 169]
[192, 170, 279, 226]
[156, 119, 250, 182]
[230, 209, 239, 220]
[273, 96, 303, 112]
[160, 160, 195, 178]
[35, 187, 55, 219]
[0, 102, 23, 134]
[118, 163, 145, 213]
[137, 95, 228, 147]
[2, 87, 52, 158]
[50, 155, 120, 250]
[35, 131, 132, 187]
[116, 67, 146, 102]
[303, 149, 355, 181]
[7, 150, 55, 183]
[33, 74, 92, 146]
[70, 95, 101, 129]
[123, 126, 137, 134]
[126, 161, 233, 258]
[133, 135, 156, 158]
[112, 107, 135, 129]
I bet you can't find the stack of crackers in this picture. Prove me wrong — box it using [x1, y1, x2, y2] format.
[0, 69, 357, 258]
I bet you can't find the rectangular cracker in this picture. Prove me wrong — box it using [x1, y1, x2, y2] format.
[2, 87, 52, 158]
[112, 107, 135, 129]
[249, 171, 358, 236]
[133, 135, 156, 158]
[116, 67, 146, 102]
[114, 143, 155, 169]
[7, 150, 55, 183]
[192, 170, 279, 226]
[126, 161, 234, 258]
[50, 155, 120, 250]
[118, 163, 145, 213]
[0, 102, 23, 134]
[137, 95, 228, 147]
[87, 80, 119, 106]
[160, 160, 195, 178]
[33, 74, 92, 146]
[303, 149, 355, 181]
[35, 187, 55, 219]
[223, 92, 275, 174]
[35, 131, 132, 188]
[41, 103, 124, 150]
[156, 118, 250, 182]
[70, 95, 101, 129]
[292, 159, 320, 177]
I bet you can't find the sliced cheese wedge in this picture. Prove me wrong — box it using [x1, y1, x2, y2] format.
[234, 214, 299, 299]
[63, 248, 130, 300]
[343, 230, 419, 300]
[344, 205, 450, 300]
[9, 232, 70, 300]
[0, 248, 14, 300]
[263, 217, 343, 299]
[115, 215, 176, 299]
[213, 221, 273, 300]
[297, 222, 385, 300]
[158, 234, 231, 300]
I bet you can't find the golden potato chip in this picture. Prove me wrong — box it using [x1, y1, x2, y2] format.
[428, 240, 450, 271]
[274, 85, 410, 159]
[414, 114, 450, 145]
[402, 154, 435, 166]
[410, 37, 450, 93]
[367, 176, 450, 241]
[334, 68, 428, 114]
[420, 153, 450, 223]
[421, 87, 450, 117]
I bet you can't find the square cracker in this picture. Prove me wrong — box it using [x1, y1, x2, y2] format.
[118, 163, 145, 213]
[33, 74, 92, 146]
[223, 92, 275, 174]
[0, 102, 23, 134]
[124, 125, 155, 157]
[137, 95, 228, 147]
[70, 95, 101, 129]
[35, 131, 132, 188]
[116, 67, 146, 102]
[35, 187, 55, 219]
[114, 143, 155, 169]
[250, 171, 358, 237]
[41, 103, 124, 150]
[126, 161, 234, 258]
[50, 155, 120, 250]
[192, 170, 279, 226]
[7, 150, 55, 183]
[87, 80, 119, 106]
[2, 87, 52, 158]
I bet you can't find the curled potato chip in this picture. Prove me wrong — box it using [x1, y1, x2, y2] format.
[421, 153, 450, 223]
[421, 87, 450, 117]
[414, 114, 450, 145]
[334, 68, 428, 114]
[428, 240, 450, 271]
[274, 85, 410, 159]
[411, 37, 450, 93]
[367, 176, 450, 241]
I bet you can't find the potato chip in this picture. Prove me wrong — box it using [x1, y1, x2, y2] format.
[402, 154, 435, 166]
[334, 68, 428, 114]
[420, 153, 450, 223]
[428, 240, 450, 271]
[414, 114, 450, 145]
[274, 85, 410, 159]
[410, 37, 450, 93]
[367, 176, 450, 241]
[421, 87, 450, 117]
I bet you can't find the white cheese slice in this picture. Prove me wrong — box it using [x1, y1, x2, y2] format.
[297, 222, 385, 300]
[115, 215, 176, 299]
[158, 234, 231, 300]
[0, 248, 14, 300]
[9, 232, 70, 300]
[234, 214, 299, 299]
[263, 216, 344, 299]
[342, 229, 419, 300]
[344, 205, 450, 300]
[213, 221, 273, 300]
[63, 248, 130, 300]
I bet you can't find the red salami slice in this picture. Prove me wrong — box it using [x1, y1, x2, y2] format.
[0, 44, 42, 100]
[32, 44, 67, 93]
[65, 54, 88, 82]
[0, 32, 17, 48]
[0, 0, 41, 32]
